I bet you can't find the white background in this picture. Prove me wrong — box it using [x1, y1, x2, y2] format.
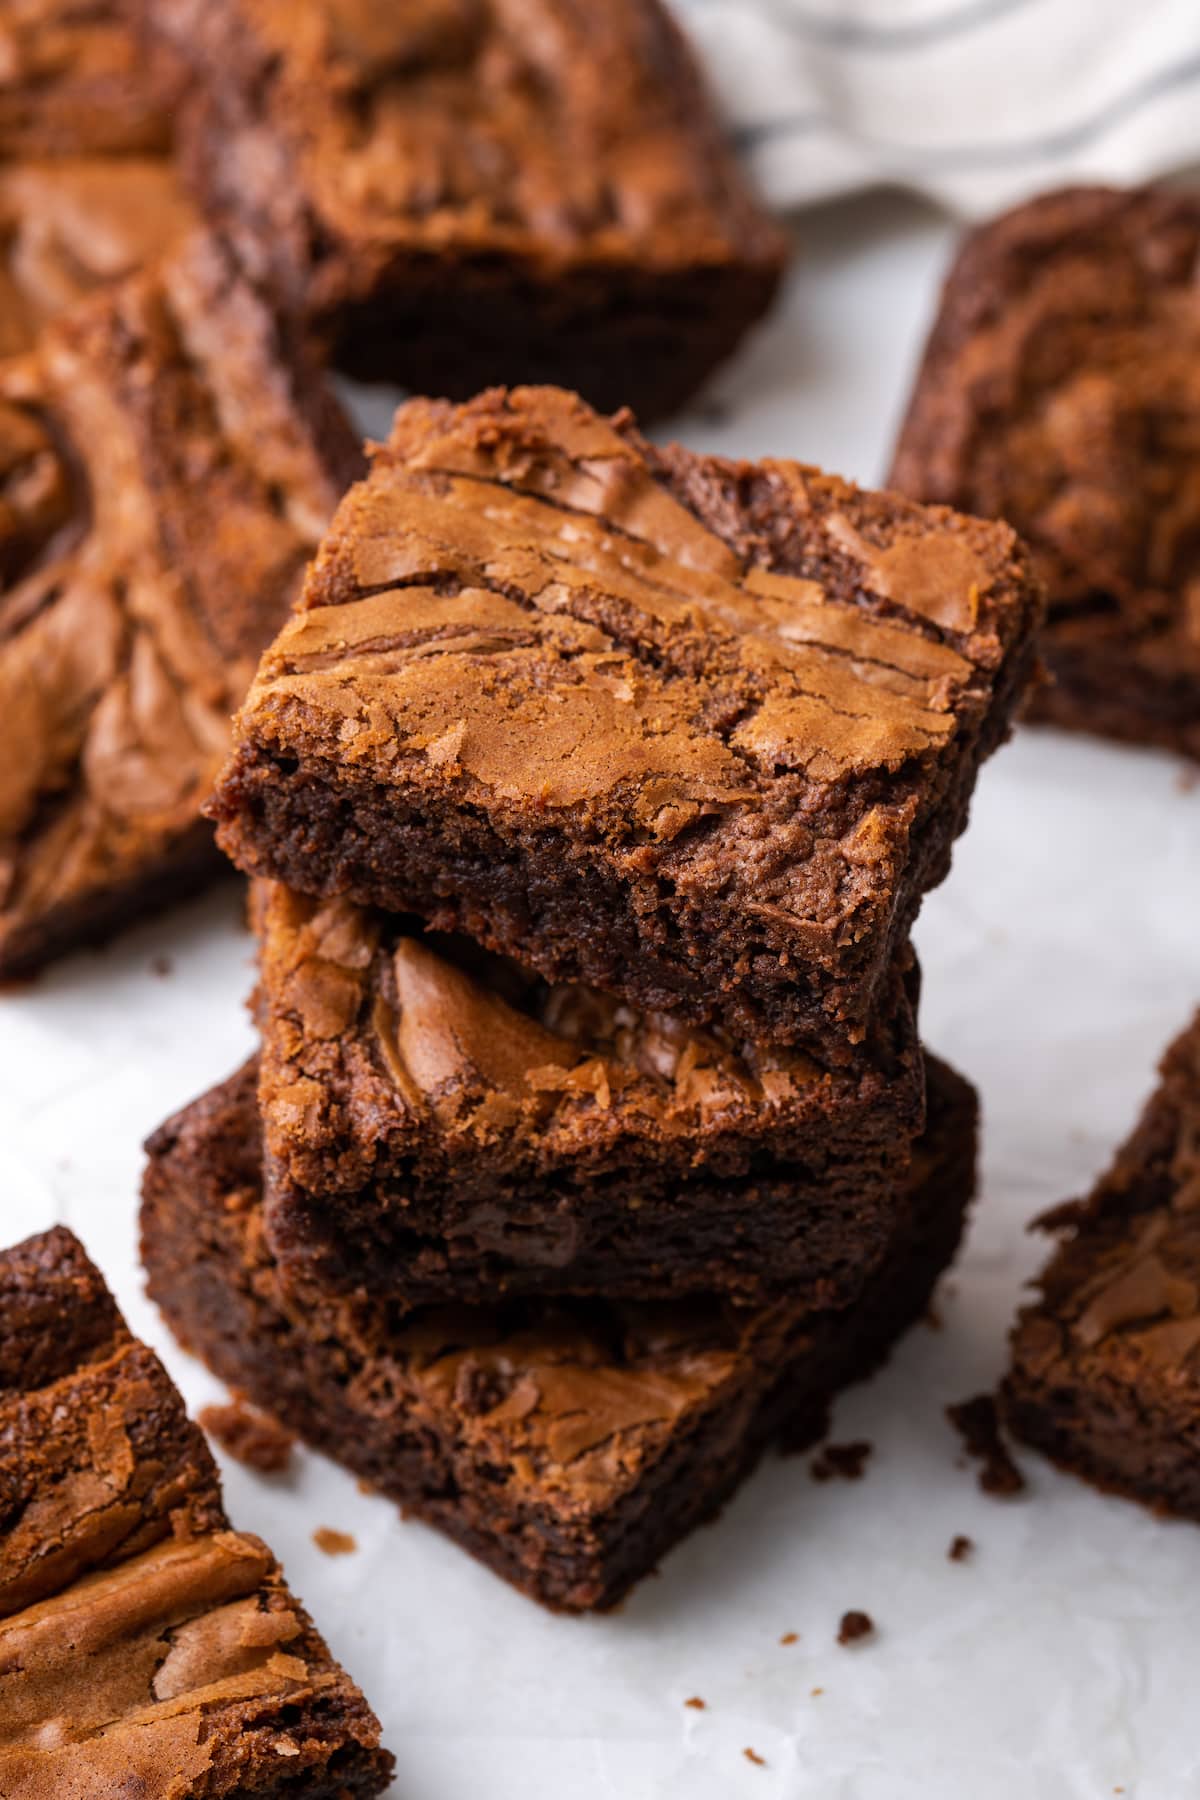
[8, 195, 1200, 1797]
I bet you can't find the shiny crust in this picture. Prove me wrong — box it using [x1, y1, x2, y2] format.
[211, 384, 1042, 1055]
[890, 184, 1200, 760]
[1005, 1011, 1200, 1514]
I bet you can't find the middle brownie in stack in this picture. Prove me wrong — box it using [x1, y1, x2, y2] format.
[146, 385, 1043, 1610]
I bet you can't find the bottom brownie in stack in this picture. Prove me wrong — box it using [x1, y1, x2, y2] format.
[142, 1054, 977, 1613]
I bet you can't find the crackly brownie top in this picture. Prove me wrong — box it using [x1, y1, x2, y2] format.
[165, 0, 783, 271]
[0, 2, 196, 356]
[891, 186, 1200, 656]
[225, 385, 1038, 933]
[1013, 1012, 1200, 1394]
[0, 1225, 389, 1793]
[256, 882, 921, 1185]
[0, 230, 353, 955]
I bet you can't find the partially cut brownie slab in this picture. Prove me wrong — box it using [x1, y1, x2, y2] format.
[252, 880, 925, 1309]
[144, 0, 785, 420]
[890, 185, 1200, 761]
[0, 1, 196, 356]
[141, 1052, 977, 1614]
[0, 229, 359, 977]
[210, 385, 1042, 1056]
[0, 1225, 393, 1795]
[1005, 1011, 1200, 1516]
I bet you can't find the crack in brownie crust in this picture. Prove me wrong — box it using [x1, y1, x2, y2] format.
[253, 880, 926, 1307]
[0, 2, 197, 358]
[0, 229, 360, 976]
[0, 1225, 393, 1796]
[1005, 1011, 1200, 1515]
[144, 0, 787, 417]
[890, 185, 1200, 759]
[210, 385, 1042, 1055]
[141, 1055, 977, 1613]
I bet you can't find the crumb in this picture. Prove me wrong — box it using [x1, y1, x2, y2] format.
[150, 953, 173, 978]
[684, 1697, 706, 1711]
[837, 1609, 875, 1646]
[312, 1527, 357, 1557]
[779, 1632, 798, 1646]
[1176, 766, 1198, 794]
[810, 1687, 824, 1697]
[743, 1748, 766, 1767]
[810, 1439, 873, 1482]
[948, 1534, 974, 1563]
[923, 1299, 944, 1330]
[693, 395, 733, 426]
[946, 1395, 1026, 1497]
[199, 1400, 294, 1474]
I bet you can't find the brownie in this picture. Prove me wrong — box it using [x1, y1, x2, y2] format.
[0, 1, 196, 357]
[251, 880, 925, 1308]
[209, 385, 1042, 1057]
[0, 229, 360, 977]
[142, 0, 786, 419]
[1005, 1010, 1200, 1516]
[890, 185, 1200, 760]
[141, 1053, 978, 1614]
[0, 1225, 393, 1796]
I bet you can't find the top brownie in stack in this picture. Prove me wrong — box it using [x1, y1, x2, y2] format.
[890, 186, 1200, 760]
[210, 385, 1043, 1060]
[0, 0, 196, 356]
[144, 0, 787, 418]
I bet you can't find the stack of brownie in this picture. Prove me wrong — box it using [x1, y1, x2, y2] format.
[142, 383, 1044, 1612]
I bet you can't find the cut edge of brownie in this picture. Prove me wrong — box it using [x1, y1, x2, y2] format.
[140, 1053, 977, 1613]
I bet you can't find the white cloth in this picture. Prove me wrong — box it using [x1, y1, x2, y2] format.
[672, 0, 1200, 219]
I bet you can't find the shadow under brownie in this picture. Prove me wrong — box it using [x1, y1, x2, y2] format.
[143, 0, 786, 420]
[141, 1053, 977, 1614]
[0, 1225, 392, 1796]
[252, 880, 926, 1309]
[1005, 1009, 1200, 1515]
[209, 384, 1042, 1060]
[890, 185, 1200, 761]
[0, 227, 360, 977]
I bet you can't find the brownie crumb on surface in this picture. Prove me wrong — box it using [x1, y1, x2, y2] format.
[947, 1394, 1027, 1496]
[780, 1632, 799, 1646]
[743, 1748, 767, 1767]
[150, 954, 174, 979]
[837, 1610, 875, 1646]
[199, 1398, 295, 1474]
[684, 1696, 707, 1711]
[313, 1527, 358, 1557]
[810, 1439, 873, 1482]
[948, 1534, 975, 1562]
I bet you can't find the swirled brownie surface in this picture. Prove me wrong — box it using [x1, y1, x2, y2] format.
[0, 1, 196, 357]
[253, 881, 925, 1307]
[142, 1054, 977, 1613]
[211, 385, 1041, 1055]
[0, 230, 359, 977]
[0, 1225, 393, 1796]
[145, 0, 786, 417]
[1006, 1011, 1200, 1517]
[891, 185, 1200, 760]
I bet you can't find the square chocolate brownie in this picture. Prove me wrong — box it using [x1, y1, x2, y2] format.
[1005, 1010, 1200, 1515]
[210, 386, 1042, 1056]
[141, 1053, 977, 1614]
[890, 185, 1200, 761]
[0, 229, 360, 976]
[0, 1225, 393, 1795]
[144, 0, 786, 419]
[252, 880, 925, 1308]
[0, 1, 197, 356]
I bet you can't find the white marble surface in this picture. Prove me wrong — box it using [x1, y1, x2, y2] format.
[9, 196, 1200, 1798]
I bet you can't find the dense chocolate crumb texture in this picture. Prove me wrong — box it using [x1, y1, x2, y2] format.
[0, 1225, 393, 1796]
[0, 228, 359, 976]
[890, 185, 1200, 759]
[144, 0, 786, 417]
[252, 880, 926, 1307]
[211, 385, 1042, 1055]
[1006, 1010, 1200, 1516]
[141, 1053, 978, 1613]
[0, 1, 197, 357]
